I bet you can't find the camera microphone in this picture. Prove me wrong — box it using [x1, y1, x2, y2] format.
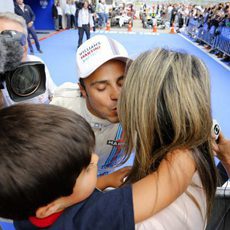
[0, 31, 24, 73]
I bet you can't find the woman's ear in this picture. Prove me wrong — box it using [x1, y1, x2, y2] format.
[35, 202, 61, 218]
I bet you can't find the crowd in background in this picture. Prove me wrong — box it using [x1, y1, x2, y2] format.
[139, 2, 230, 63]
[52, 0, 138, 30]
[183, 2, 230, 63]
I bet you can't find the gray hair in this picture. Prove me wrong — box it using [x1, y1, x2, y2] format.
[0, 12, 27, 36]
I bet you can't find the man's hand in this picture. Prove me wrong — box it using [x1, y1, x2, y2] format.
[96, 166, 131, 190]
[28, 21, 33, 27]
[212, 132, 230, 177]
[212, 132, 230, 163]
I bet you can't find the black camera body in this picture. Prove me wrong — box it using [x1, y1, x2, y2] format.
[0, 30, 46, 102]
[1, 61, 46, 102]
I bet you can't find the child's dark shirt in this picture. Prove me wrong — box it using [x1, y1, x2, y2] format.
[14, 185, 134, 230]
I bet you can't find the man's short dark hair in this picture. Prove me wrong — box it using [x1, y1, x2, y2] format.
[79, 78, 86, 97]
[79, 77, 85, 89]
[0, 104, 95, 220]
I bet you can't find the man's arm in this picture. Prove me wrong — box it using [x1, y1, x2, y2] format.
[132, 149, 196, 223]
[27, 5, 35, 25]
[96, 167, 131, 190]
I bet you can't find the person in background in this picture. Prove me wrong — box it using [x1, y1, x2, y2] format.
[0, 12, 56, 106]
[118, 48, 217, 229]
[103, 1, 109, 25]
[74, 0, 81, 28]
[14, 0, 43, 54]
[77, 0, 94, 48]
[96, 0, 105, 29]
[52, 1, 59, 31]
[65, 0, 71, 29]
[89, 1, 97, 32]
[170, 4, 177, 26]
[56, 1, 63, 30]
[127, 4, 136, 26]
[70, 0, 76, 28]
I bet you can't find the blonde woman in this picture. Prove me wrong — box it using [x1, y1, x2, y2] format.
[118, 48, 217, 229]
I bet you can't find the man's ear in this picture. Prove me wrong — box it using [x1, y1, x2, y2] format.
[78, 83, 87, 98]
[35, 202, 61, 218]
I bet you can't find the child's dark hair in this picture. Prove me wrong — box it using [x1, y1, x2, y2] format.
[0, 104, 95, 220]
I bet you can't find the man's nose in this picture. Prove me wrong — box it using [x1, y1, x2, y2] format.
[110, 86, 120, 100]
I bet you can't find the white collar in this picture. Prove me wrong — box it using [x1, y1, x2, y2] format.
[81, 98, 112, 130]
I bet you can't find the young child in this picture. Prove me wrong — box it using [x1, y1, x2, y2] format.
[0, 104, 195, 229]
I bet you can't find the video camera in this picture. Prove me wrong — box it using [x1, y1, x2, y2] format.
[0, 61, 46, 102]
[0, 30, 46, 102]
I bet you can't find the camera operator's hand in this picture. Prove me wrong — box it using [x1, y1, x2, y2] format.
[213, 132, 230, 177]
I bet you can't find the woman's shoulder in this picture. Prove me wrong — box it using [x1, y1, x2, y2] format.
[136, 171, 207, 230]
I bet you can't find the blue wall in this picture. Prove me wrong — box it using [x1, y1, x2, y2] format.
[24, 0, 55, 30]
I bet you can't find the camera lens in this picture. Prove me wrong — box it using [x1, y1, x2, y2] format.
[10, 65, 41, 96]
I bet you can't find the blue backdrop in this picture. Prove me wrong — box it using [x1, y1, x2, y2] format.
[24, 0, 55, 30]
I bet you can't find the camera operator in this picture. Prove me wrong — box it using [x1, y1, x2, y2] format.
[0, 12, 56, 107]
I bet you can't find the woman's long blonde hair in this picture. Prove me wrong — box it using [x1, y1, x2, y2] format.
[118, 48, 217, 218]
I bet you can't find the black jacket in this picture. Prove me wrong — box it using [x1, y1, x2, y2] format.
[15, 4, 35, 24]
[52, 4, 58, 18]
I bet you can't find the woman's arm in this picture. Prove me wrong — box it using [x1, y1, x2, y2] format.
[132, 149, 196, 223]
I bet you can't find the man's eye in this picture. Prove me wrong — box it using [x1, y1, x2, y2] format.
[117, 79, 124, 87]
[96, 87, 106, 91]
[118, 81, 124, 87]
